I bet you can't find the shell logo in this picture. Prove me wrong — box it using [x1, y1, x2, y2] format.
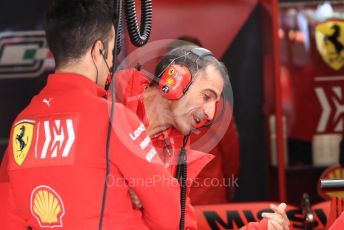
[30, 185, 65, 228]
[166, 77, 175, 86]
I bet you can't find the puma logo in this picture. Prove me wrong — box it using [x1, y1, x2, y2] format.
[43, 98, 52, 107]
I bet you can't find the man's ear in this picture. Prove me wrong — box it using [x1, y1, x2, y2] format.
[91, 40, 103, 62]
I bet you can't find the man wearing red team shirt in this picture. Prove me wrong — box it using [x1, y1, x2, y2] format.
[115, 45, 290, 230]
[0, 0, 180, 229]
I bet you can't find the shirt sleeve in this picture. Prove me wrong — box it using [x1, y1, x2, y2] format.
[0, 150, 26, 229]
[110, 103, 181, 230]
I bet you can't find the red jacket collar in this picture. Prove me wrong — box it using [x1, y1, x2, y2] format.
[44, 73, 107, 98]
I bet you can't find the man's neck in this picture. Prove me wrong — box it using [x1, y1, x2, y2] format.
[55, 60, 96, 83]
[143, 87, 175, 136]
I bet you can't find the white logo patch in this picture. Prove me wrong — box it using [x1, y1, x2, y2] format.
[35, 119, 75, 159]
[145, 147, 157, 162]
[140, 136, 151, 150]
[129, 123, 146, 141]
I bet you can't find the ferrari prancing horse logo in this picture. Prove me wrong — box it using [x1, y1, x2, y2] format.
[12, 120, 34, 166]
[315, 20, 344, 71]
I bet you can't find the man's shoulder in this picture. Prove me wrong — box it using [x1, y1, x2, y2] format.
[111, 102, 162, 164]
[115, 68, 150, 103]
[112, 102, 143, 125]
[116, 67, 149, 84]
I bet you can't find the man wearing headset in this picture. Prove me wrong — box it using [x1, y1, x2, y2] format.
[168, 36, 241, 205]
[115, 45, 290, 229]
[0, 0, 181, 229]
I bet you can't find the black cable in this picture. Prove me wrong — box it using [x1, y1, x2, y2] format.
[91, 43, 99, 85]
[99, 0, 153, 228]
[179, 160, 187, 230]
[175, 134, 189, 230]
[175, 134, 189, 180]
[175, 151, 184, 182]
[124, 0, 152, 47]
[114, 0, 123, 55]
[98, 0, 123, 229]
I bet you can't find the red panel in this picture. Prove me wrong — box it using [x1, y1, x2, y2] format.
[261, 0, 287, 202]
[126, 0, 258, 59]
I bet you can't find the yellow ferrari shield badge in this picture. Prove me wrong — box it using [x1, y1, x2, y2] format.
[315, 20, 344, 71]
[12, 120, 34, 166]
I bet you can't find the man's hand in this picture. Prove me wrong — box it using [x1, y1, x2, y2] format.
[128, 188, 142, 209]
[262, 203, 290, 230]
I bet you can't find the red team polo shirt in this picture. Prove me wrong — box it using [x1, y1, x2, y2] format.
[115, 68, 268, 230]
[1, 73, 180, 229]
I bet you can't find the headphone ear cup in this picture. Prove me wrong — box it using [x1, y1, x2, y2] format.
[158, 65, 192, 100]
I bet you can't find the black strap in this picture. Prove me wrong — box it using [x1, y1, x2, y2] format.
[175, 134, 189, 230]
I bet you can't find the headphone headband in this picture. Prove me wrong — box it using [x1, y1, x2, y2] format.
[190, 47, 213, 59]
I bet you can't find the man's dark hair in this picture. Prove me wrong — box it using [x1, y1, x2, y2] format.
[153, 45, 229, 87]
[45, 0, 116, 67]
